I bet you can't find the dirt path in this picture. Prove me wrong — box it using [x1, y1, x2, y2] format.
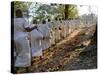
[16, 27, 97, 73]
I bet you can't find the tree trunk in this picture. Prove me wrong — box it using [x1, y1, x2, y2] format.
[64, 5, 69, 19]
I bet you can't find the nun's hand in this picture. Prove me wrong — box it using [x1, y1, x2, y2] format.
[25, 26, 38, 32]
[25, 27, 31, 32]
[33, 26, 37, 29]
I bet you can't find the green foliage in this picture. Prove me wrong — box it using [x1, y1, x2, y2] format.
[64, 5, 78, 19]
[35, 4, 59, 21]
[14, 1, 32, 11]
[68, 6, 78, 18]
[13, 2, 78, 21]
[35, 3, 78, 21]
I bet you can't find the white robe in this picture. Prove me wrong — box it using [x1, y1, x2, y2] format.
[49, 22, 56, 45]
[38, 24, 51, 50]
[64, 20, 69, 36]
[46, 22, 53, 46]
[54, 21, 61, 43]
[14, 18, 31, 67]
[30, 28, 43, 57]
[63, 21, 67, 37]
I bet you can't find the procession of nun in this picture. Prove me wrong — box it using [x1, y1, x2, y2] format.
[14, 9, 96, 68]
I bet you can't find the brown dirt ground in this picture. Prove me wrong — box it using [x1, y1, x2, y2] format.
[15, 26, 97, 73]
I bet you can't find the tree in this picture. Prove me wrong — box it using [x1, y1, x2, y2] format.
[64, 4, 78, 19]
[14, 1, 32, 12]
[35, 4, 59, 21]
[13, 2, 78, 21]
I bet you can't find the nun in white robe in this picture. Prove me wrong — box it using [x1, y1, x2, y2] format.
[46, 21, 53, 47]
[49, 22, 56, 46]
[64, 20, 69, 36]
[14, 17, 31, 67]
[54, 21, 61, 43]
[30, 24, 43, 57]
[38, 23, 51, 50]
[60, 19, 68, 38]
[59, 20, 65, 39]
[44, 24, 51, 49]
[68, 20, 73, 33]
